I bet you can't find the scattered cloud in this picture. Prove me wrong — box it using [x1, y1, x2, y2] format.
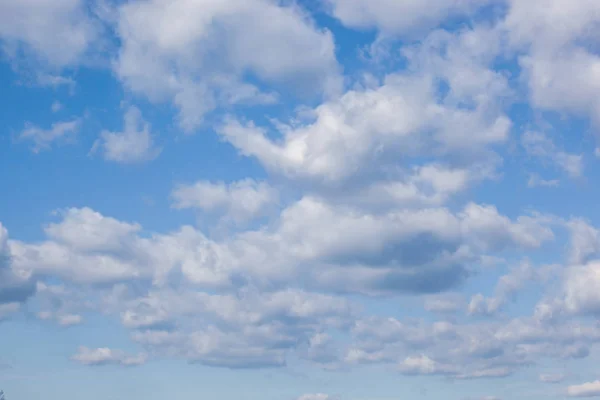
[19, 118, 81, 153]
[92, 106, 161, 163]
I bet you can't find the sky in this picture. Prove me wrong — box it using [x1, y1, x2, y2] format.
[2, 0, 600, 399]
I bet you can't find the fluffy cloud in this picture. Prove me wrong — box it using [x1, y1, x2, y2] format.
[172, 179, 278, 223]
[324, 0, 491, 36]
[92, 106, 161, 163]
[563, 261, 600, 315]
[504, 0, 600, 129]
[6, 0, 600, 391]
[568, 219, 600, 264]
[71, 346, 147, 366]
[114, 0, 340, 131]
[9, 195, 553, 295]
[567, 380, 600, 397]
[219, 75, 508, 188]
[0, 0, 97, 66]
[19, 118, 81, 153]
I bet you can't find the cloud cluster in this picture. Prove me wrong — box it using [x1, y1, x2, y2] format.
[114, 0, 340, 130]
[4, 1, 600, 399]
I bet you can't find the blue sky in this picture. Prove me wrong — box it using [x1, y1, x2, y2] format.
[2, 1, 600, 399]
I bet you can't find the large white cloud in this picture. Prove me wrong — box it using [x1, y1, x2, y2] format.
[0, 0, 98, 66]
[504, 0, 600, 129]
[114, 0, 341, 131]
[324, 0, 491, 36]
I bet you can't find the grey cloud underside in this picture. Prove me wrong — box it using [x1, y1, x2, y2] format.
[0, 224, 36, 308]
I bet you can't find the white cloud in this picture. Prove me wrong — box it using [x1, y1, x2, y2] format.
[567, 380, 600, 397]
[0, 0, 97, 66]
[568, 219, 600, 265]
[504, 0, 600, 131]
[114, 0, 340, 131]
[19, 118, 81, 153]
[93, 106, 161, 163]
[563, 261, 600, 315]
[219, 74, 509, 187]
[219, 26, 511, 195]
[324, 0, 490, 36]
[399, 354, 458, 376]
[71, 346, 147, 366]
[172, 179, 278, 223]
[9, 194, 553, 295]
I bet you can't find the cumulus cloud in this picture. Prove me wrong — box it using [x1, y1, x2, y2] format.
[324, 0, 491, 36]
[504, 0, 600, 132]
[71, 346, 147, 366]
[114, 0, 340, 131]
[219, 78, 508, 188]
[172, 179, 278, 223]
[6, 0, 600, 391]
[92, 106, 161, 163]
[568, 219, 600, 264]
[9, 195, 554, 296]
[567, 380, 600, 397]
[563, 261, 600, 315]
[19, 118, 81, 153]
[0, 0, 97, 66]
